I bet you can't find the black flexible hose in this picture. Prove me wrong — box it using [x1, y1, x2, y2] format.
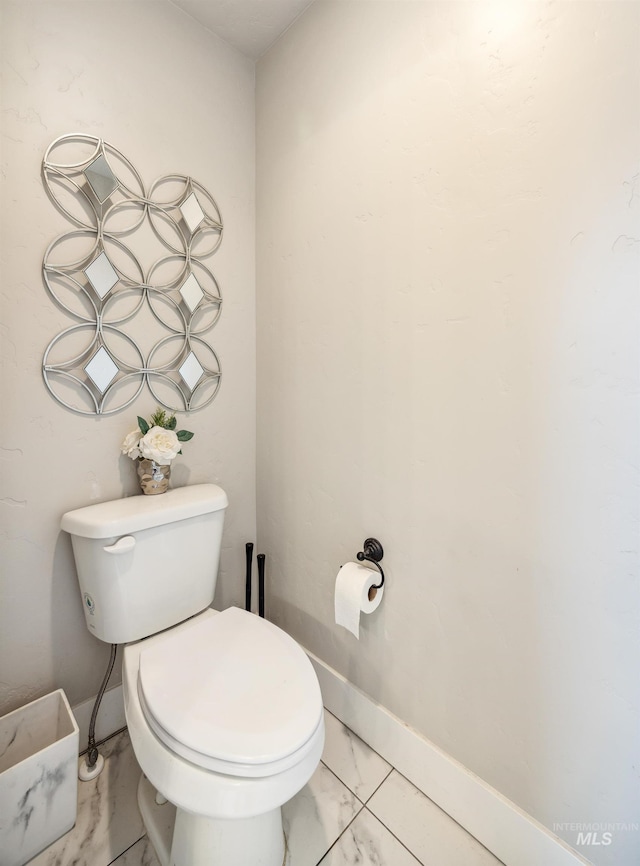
[86, 643, 118, 769]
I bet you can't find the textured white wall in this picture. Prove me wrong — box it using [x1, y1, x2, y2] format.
[256, 2, 640, 863]
[0, 1, 255, 712]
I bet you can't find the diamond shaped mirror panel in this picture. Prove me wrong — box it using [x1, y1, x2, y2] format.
[84, 153, 119, 203]
[178, 351, 205, 392]
[179, 273, 204, 314]
[179, 192, 205, 234]
[84, 346, 119, 394]
[84, 251, 119, 299]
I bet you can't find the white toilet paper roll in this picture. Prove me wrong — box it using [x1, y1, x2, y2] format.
[334, 561, 384, 639]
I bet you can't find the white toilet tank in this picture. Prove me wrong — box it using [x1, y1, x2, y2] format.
[61, 484, 228, 644]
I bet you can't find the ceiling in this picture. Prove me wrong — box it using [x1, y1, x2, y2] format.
[170, 0, 314, 59]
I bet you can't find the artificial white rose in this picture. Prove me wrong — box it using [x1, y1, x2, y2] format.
[121, 429, 142, 460]
[138, 426, 181, 464]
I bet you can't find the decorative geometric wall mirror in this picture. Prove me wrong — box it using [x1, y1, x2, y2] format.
[41, 134, 223, 415]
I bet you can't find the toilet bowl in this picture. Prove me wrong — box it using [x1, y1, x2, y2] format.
[61, 484, 325, 866]
[124, 607, 325, 866]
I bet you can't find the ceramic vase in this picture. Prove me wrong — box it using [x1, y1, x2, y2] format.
[137, 459, 171, 495]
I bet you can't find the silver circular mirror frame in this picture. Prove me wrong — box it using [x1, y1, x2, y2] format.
[41, 134, 223, 415]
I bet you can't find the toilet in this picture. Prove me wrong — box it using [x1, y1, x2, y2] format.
[61, 483, 324, 866]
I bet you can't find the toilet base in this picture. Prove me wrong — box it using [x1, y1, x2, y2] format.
[138, 773, 286, 866]
[138, 775, 175, 866]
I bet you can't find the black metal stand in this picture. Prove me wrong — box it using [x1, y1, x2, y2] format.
[257, 553, 266, 618]
[245, 542, 254, 612]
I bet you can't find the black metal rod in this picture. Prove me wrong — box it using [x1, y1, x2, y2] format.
[257, 553, 266, 618]
[245, 543, 254, 612]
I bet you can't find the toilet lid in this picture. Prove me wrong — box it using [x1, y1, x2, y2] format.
[138, 607, 323, 769]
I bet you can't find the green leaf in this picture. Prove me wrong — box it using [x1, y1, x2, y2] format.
[176, 430, 194, 442]
[137, 416, 149, 435]
[150, 408, 166, 427]
[167, 415, 177, 430]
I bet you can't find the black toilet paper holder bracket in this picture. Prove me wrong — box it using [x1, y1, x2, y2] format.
[356, 538, 385, 589]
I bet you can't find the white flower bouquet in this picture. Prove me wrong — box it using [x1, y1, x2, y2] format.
[122, 408, 194, 494]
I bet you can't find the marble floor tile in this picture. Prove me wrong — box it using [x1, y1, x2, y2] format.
[28, 715, 509, 866]
[108, 836, 160, 866]
[368, 770, 505, 866]
[282, 761, 363, 866]
[318, 808, 421, 866]
[30, 731, 145, 866]
[321, 709, 392, 803]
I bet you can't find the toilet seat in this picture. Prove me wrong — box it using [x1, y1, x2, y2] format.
[138, 607, 323, 778]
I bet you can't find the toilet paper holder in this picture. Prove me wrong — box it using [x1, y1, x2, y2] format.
[356, 538, 385, 589]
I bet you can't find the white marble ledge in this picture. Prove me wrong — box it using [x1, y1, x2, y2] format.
[319, 808, 422, 866]
[283, 760, 363, 866]
[29, 731, 145, 866]
[368, 770, 506, 866]
[321, 709, 392, 803]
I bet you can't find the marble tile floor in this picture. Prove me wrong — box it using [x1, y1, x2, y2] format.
[30, 709, 505, 866]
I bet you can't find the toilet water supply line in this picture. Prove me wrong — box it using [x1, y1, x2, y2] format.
[79, 642, 118, 781]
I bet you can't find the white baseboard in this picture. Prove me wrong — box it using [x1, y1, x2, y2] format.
[72, 683, 125, 752]
[307, 651, 593, 866]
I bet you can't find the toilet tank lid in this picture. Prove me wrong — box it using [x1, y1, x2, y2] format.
[61, 483, 228, 539]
